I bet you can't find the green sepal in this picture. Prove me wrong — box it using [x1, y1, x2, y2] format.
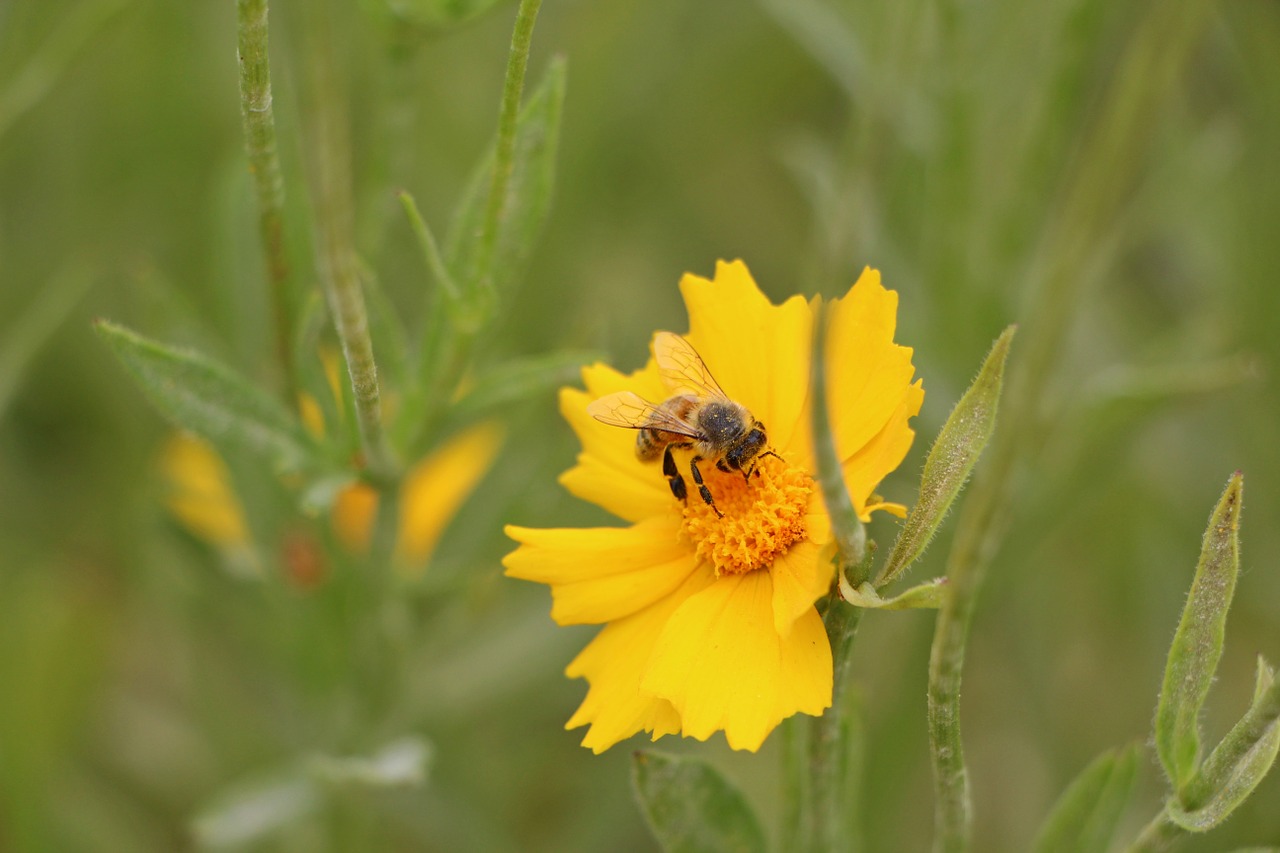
[1167, 657, 1280, 832]
[878, 326, 1015, 588]
[445, 54, 566, 313]
[96, 319, 323, 475]
[1032, 744, 1139, 853]
[841, 577, 947, 611]
[1155, 472, 1244, 790]
[631, 751, 767, 853]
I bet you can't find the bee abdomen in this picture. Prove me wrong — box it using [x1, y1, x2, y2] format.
[635, 429, 664, 461]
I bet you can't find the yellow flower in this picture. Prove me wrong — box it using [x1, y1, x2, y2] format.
[504, 260, 923, 753]
[332, 423, 505, 573]
[159, 432, 258, 575]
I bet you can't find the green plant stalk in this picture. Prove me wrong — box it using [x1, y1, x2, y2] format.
[307, 29, 394, 481]
[924, 3, 1214, 850]
[791, 304, 867, 851]
[470, 0, 543, 305]
[237, 0, 294, 391]
[407, 0, 543, 452]
[1124, 810, 1182, 853]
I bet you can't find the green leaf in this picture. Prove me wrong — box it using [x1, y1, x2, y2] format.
[308, 736, 432, 789]
[1032, 744, 1139, 853]
[1168, 657, 1280, 832]
[192, 772, 319, 850]
[448, 350, 599, 423]
[1155, 471, 1244, 790]
[878, 326, 1016, 588]
[96, 320, 322, 474]
[385, 0, 506, 30]
[445, 55, 566, 307]
[842, 577, 947, 611]
[0, 265, 91, 421]
[631, 751, 766, 853]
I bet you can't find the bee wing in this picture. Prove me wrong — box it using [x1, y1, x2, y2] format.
[586, 391, 701, 438]
[652, 331, 729, 399]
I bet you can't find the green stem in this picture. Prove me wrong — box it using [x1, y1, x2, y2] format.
[470, 0, 543, 303]
[806, 598, 863, 852]
[236, 0, 294, 393]
[306, 24, 394, 481]
[1123, 809, 1181, 853]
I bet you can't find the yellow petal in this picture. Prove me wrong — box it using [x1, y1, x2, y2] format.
[642, 570, 832, 751]
[332, 482, 378, 553]
[843, 379, 925, 520]
[503, 516, 697, 625]
[563, 569, 714, 753]
[679, 260, 814, 456]
[397, 422, 504, 572]
[825, 268, 919, 470]
[159, 433, 251, 548]
[558, 363, 672, 522]
[769, 539, 836, 636]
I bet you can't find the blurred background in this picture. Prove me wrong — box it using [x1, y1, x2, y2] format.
[1, 0, 1278, 849]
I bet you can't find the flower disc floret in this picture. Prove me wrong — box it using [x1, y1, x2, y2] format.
[681, 453, 812, 576]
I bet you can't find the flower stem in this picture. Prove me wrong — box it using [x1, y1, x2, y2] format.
[1122, 809, 1181, 853]
[236, 0, 294, 394]
[807, 597, 863, 852]
[305, 20, 394, 482]
[810, 305, 866, 572]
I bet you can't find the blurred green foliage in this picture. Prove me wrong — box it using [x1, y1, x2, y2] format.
[1, 0, 1278, 850]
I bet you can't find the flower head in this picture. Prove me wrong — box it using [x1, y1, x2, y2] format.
[504, 260, 923, 752]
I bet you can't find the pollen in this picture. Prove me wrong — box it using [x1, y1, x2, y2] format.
[680, 453, 812, 576]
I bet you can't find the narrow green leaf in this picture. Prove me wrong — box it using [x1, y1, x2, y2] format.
[1168, 659, 1280, 832]
[96, 320, 321, 474]
[192, 773, 319, 850]
[449, 351, 599, 423]
[385, 0, 506, 30]
[842, 577, 947, 611]
[1155, 471, 1244, 790]
[0, 266, 91, 421]
[445, 55, 566, 305]
[878, 326, 1016, 588]
[631, 751, 766, 853]
[811, 301, 866, 571]
[357, 256, 410, 392]
[308, 736, 432, 789]
[1033, 744, 1139, 853]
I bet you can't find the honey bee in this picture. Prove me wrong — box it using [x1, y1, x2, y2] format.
[587, 332, 778, 518]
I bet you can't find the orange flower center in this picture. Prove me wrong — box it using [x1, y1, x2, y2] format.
[680, 452, 812, 576]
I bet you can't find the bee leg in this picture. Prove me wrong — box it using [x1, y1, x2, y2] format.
[747, 449, 784, 480]
[663, 443, 688, 502]
[689, 456, 723, 518]
[715, 459, 732, 474]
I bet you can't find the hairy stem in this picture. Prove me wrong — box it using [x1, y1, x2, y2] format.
[236, 0, 294, 392]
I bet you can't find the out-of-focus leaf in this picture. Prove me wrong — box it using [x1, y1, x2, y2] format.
[632, 751, 766, 853]
[96, 320, 323, 474]
[1155, 472, 1244, 790]
[444, 55, 566, 304]
[449, 351, 598, 423]
[192, 774, 319, 850]
[0, 266, 91, 421]
[1032, 744, 1139, 853]
[1168, 658, 1280, 832]
[842, 578, 947, 611]
[357, 256, 410, 392]
[756, 0, 862, 102]
[878, 327, 1016, 588]
[309, 736, 432, 788]
[385, 0, 506, 30]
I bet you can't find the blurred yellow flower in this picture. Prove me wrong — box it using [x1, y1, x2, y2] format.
[332, 423, 504, 572]
[504, 260, 922, 752]
[161, 369, 503, 577]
